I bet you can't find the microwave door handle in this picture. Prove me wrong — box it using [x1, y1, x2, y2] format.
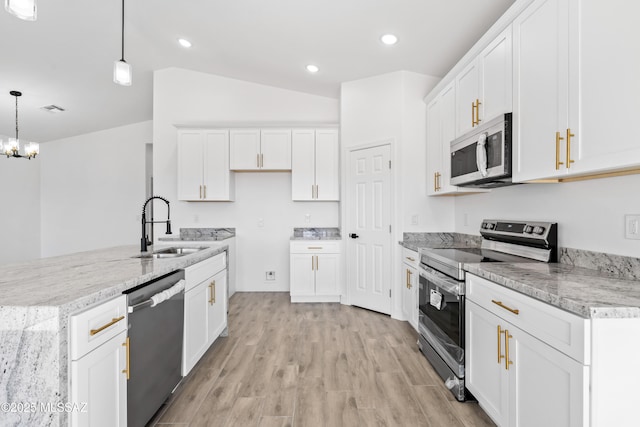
[476, 132, 489, 177]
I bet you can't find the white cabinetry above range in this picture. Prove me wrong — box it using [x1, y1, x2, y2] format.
[230, 128, 292, 171]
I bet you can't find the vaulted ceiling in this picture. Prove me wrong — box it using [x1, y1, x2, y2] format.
[0, 0, 513, 142]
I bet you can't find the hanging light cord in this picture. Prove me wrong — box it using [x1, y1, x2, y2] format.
[120, 0, 125, 61]
[15, 94, 19, 141]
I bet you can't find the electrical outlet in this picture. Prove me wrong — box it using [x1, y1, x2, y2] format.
[258, 218, 264, 228]
[266, 271, 276, 281]
[305, 214, 311, 223]
[463, 213, 469, 227]
[194, 214, 199, 223]
[411, 214, 419, 226]
[625, 215, 640, 239]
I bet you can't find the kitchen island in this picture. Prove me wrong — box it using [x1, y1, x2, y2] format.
[0, 244, 228, 427]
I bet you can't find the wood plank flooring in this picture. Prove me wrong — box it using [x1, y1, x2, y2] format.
[151, 292, 495, 427]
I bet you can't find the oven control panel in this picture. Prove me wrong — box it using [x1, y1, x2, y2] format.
[480, 220, 557, 247]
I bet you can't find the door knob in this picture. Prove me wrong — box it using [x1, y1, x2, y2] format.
[349, 233, 359, 239]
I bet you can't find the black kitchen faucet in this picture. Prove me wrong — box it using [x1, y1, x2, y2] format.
[141, 196, 172, 252]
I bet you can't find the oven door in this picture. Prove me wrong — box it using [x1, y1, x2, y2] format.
[418, 266, 464, 378]
[450, 113, 511, 186]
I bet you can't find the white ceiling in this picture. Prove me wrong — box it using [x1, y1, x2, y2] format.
[0, 0, 513, 142]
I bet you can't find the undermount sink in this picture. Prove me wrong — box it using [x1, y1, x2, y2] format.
[133, 246, 206, 259]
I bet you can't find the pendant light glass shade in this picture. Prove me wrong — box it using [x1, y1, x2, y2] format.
[5, 0, 37, 21]
[113, 59, 132, 86]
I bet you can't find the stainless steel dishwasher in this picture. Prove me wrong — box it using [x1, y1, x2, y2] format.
[124, 270, 185, 427]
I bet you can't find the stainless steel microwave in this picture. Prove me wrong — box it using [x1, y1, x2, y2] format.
[450, 113, 514, 188]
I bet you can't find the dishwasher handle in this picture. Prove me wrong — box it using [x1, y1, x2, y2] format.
[128, 279, 185, 313]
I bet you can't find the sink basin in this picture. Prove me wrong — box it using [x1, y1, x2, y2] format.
[133, 246, 206, 259]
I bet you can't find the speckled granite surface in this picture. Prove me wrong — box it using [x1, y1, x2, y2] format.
[0, 244, 227, 427]
[464, 262, 640, 319]
[560, 247, 640, 281]
[291, 227, 341, 240]
[399, 232, 482, 251]
[159, 227, 235, 242]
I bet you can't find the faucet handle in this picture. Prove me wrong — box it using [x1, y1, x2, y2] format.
[166, 220, 172, 235]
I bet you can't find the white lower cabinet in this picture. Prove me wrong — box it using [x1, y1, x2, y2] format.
[69, 295, 128, 427]
[400, 247, 418, 330]
[183, 253, 228, 376]
[290, 241, 341, 302]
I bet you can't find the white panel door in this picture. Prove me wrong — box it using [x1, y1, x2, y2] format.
[315, 253, 340, 296]
[479, 25, 513, 123]
[466, 301, 509, 426]
[203, 130, 232, 201]
[70, 330, 127, 427]
[183, 280, 208, 376]
[455, 60, 480, 137]
[260, 129, 292, 170]
[347, 144, 391, 314]
[177, 130, 204, 201]
[207, 269, 228, 344]
[513, 0, 569, 181]
[314, 129, 340, 201]
[509, 323, 588, 427]
[290, 254, 315, 296]
[291, 129, 316, 200]
[230, 129, 260, 170]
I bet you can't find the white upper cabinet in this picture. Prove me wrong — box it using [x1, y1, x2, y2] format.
[456, 26, 512, 138]
[514, 0, 640, 181]
[428, 82, 487, 196]
[292, 129, 339, 201]
[230, 128, 292, 170]
[178, 129, 234, 201]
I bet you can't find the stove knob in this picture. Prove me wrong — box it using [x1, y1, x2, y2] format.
[487, 223, 495, 230]
[524, 225, 533, 234]
[533, 226, 545, 235]
[482, 223, 488, 229]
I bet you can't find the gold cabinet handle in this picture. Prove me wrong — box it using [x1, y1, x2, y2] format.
[90, 315, 125, 336]
[122, 336, 130, 380]
[474, 99, 482, 125]
[307, 246, 323, 250]
[434, 172, 437, 192]
[504, 329, 513, 370]
[555, 132, 565, 170]
[406, 257, 415, 262]
[257, 153, 260, 168]
[566, 128, 575, 168]
[311, 256, 315, 271]
[315, 184, 318, 199]
[491, 300, 519, 315]
[315, 255, 319, 270]
[406, 269, 410, 288]
[497, 325, 502, 363]
[471, 101, 475, 127]
[261, 153, 264, 168]
[199, 185, 203, 199]
[407, 269, 412, 289]
[209, 280, 216, 304]
[203, 185, 207, 199]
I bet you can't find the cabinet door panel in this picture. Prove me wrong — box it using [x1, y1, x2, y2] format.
[401, 264, 417, 328]
[183, 281, 209, 376]
[509, 325, 588, 427]
[426, 95, 442, 196]
[456, 60, 480, 137]
[261, 129, 292, 170]
[513, 0, 568, 181]
[290, 254, 316, 296]
[178, 131, 204, 200]
[439, 83, 457, 193]
[207, 269, 228, 345]
[70, 330, 127, 427]
[479, 26, 512, 123]
[230, 129, 261, 170]
[315, 253, 340, 296]
[314, 129, 340, 201]
[203, 130, 233, 201]
[291, 129, 316, 200]
[466, 301, 508, 426]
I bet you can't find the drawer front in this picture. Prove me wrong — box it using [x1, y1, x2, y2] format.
[290, 241, 341, 254]
[185, 252, 226, 292]
[401, 247, 419, 269]
[466, 273, 590, 364]
[70, 295, 128, 360]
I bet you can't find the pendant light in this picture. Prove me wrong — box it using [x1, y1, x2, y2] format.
[4, 0, 37, 21]
[113, 0, 132, 86]
[3, 91, 39, 159]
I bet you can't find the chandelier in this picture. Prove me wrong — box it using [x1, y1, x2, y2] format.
[113, 0, 132, 86]
[3, 91, 39, 159]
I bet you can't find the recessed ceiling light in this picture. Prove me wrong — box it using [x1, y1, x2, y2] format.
[306, 64, 319, 73]
[178, 38, 192, 48]
[381, 34, 398, 45]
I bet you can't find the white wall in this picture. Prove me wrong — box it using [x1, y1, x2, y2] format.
[40, 121, 150, 257]
[340, 71, 451, 318]
[0, 156, 40, 264]
[455, 175, 640, 257]
[153, 68, 340, 292]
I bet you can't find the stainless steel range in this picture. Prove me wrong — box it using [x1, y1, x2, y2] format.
[417, 220, 557, 401]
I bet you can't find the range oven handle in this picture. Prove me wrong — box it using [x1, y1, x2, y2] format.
[419, 266, 463, 297]
[476, 132, 489, 177]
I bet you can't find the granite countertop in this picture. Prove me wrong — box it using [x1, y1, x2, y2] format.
[465, 262, 640, 319]
[399, 232, 482, 252]
[0, 244, 227, 310]
[291, 227, 341, 240]
[159, 227, 235, 242]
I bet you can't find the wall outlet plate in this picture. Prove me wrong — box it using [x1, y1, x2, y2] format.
[625, 215, 640, 240]
[266, 271, 276, 280]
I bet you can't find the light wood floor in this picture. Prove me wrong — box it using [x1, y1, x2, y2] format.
[151, 292, 495, 427]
